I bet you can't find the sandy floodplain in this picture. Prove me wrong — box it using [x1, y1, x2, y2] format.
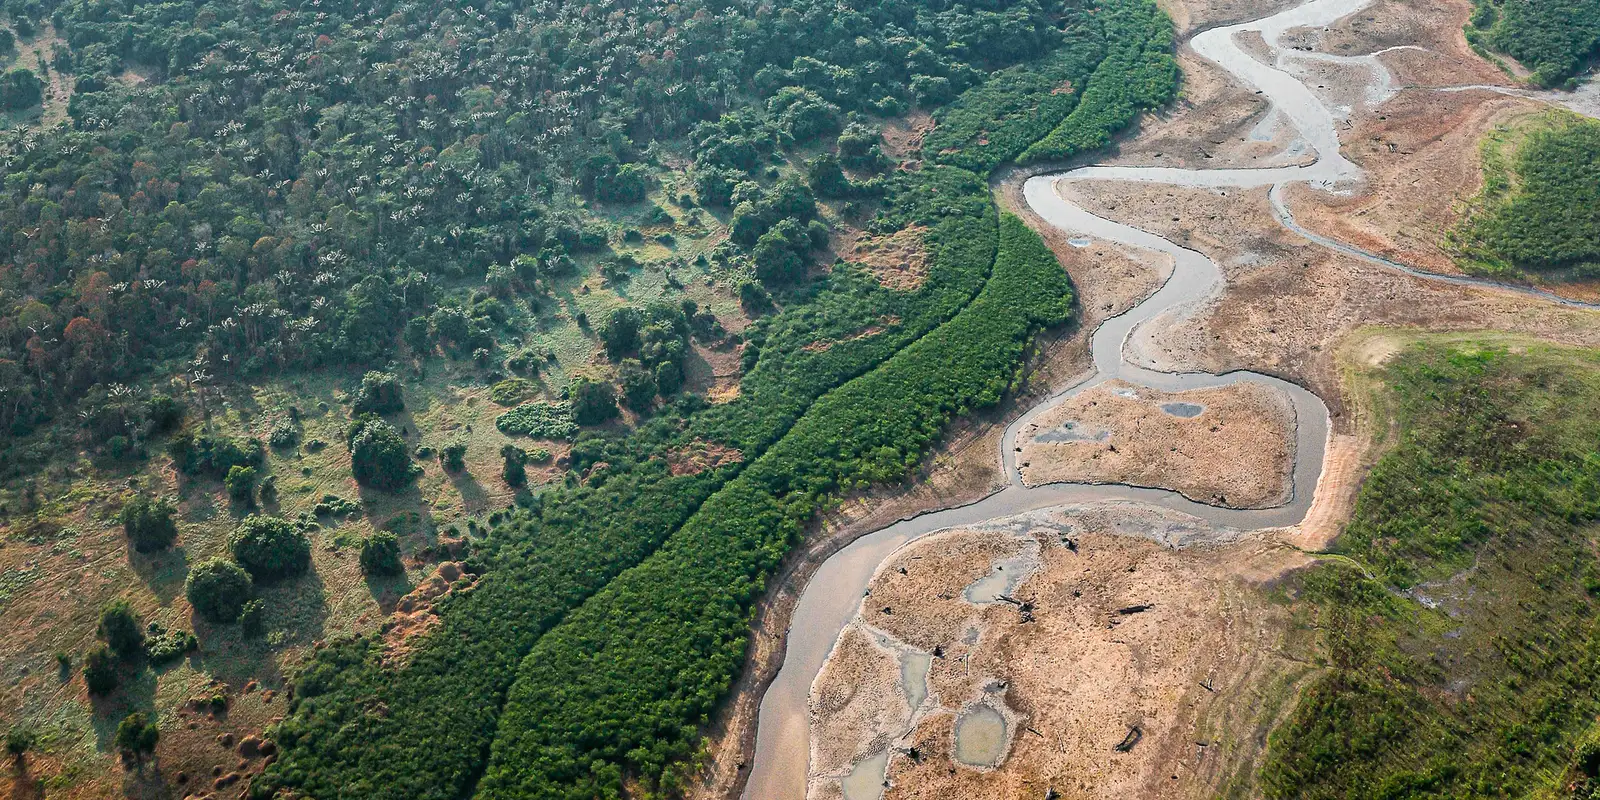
[1017, 379, 1296, 508]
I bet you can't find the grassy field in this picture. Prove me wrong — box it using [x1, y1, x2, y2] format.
[1260, 332, 1600, 798]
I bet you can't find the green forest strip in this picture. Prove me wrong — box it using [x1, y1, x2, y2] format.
[1259, 340, 1600, 797]
[258, 1, 1176, 796]
[476, 214, 1072, 798]
[1467, 0, 1600, 88]
[1449, 112, 1600, 282]
[1021, 0, 1178, 164]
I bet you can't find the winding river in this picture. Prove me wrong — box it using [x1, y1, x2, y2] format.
[742, 1, 1598, 797]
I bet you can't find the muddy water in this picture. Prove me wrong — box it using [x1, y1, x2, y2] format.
[952, 705, 1009, 767]
[740, 0, 1545, 797]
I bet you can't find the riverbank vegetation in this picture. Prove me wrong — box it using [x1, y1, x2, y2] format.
[1260, 337, 1600, 797]
[1449, 111, 1600, 282]
[1466, 0, 1600, 88]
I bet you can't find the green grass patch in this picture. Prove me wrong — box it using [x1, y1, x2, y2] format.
[493, 401, 578, 440]
[1260, 338, 1600, 798]
[1449, 112, 1600, 282]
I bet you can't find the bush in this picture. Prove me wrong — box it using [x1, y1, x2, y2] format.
[121, 495, 178, 553]
[114, 712, 159, 760]
[440, 441, 468, 472]
[225, 465, 258, 505]
[500, 445, 528, 487]
[98, 600, 144, 660]
[352, 371, 405, 415]
[618, 359, 657, 411]
[269, 421, 299, 449]
[360, 532, 405, 576]
[143, 623, 197, 664]
[349, 419, 420, 491]
[168, 432, 264, 478]
[495, 401, 578, 439]
[238, 599, 266, 637]
[230, 515, 311, 582]
[83, 646, 119, 695]
[185, 558, 253, 623]
[570, 378, 619, 426]
[0, 68, 41, 111]
[146, 394, 183, 433]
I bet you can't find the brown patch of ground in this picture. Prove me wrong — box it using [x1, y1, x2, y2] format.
[807, 508, 1315, 800]
[380, 562, 476, 668]
[665, 440, 744, 476]
[847, 225, 931, 292]
[685, 341, 744, 404]
[881, 111, 935, 167]
[1018, 379, 1296, 508]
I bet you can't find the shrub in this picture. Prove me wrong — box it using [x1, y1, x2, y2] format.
[185, 558, 252, 623]
[146, 394, 183, 433]
[98, 600, 144, 659]
[121, 495, 178, 553]
[269, 421, 299, 449]
[238, 599, 266, 637]
[495, 401, 578, 439]
[500, 445, 528, 487]
[143, 623, 197, 664]
[618, 359, 657, 411]
[83, 646, 119, 695]
[5, 726, 33, 760]
[0, 68, 41, 110]
[360, 532, 405, 576]
[440, 440, 468, 472]
[114, 712, 159, 761]
[229, 515, 311, 582]
[570, 378, 619, 426]
[352, 371, 405, 415]
[489, 378, 535, 406]
[349, 419, 419, 491]
[168, 432, 264, 478]
[225, 465, 258, 505]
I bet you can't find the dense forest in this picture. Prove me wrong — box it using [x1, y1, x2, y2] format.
[1450, 112, 1600, 281]
[1467, 0, 1600, 87]
[1260, 340, 1600, 798]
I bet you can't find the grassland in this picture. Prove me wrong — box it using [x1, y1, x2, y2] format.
[1260, 334, 1600, 798]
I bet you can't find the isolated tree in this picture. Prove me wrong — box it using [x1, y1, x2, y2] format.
[229, 515, 310, 581]
[97, 600, 144, 660]
[500, 444, 528, 487]
[600, 307, 642, 361]
[348, 418, 419, 490]
[360, 531, 404, 576]
[440, 440, 468, 473]
[121, 495, 178, 552]
[351, 371, 404, 415]
[185, 558, 252, 623]
[0, 68, 41, 110]
[82, 646, 119, 695]
[570, 378, 619, 426]
[225, 465, 257, 506]
[5, 726, 33, 770]
[114, 712, 159, 769]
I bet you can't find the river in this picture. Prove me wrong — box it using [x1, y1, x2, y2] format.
[741, 0, 1594, 797]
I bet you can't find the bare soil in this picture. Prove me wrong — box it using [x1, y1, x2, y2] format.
[1018, 379, 1297, 508]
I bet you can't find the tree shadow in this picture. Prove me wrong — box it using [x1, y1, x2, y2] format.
[365, 571, 415, 614]
[7, 757, 44, 800]
[127, 545, 189, 605]
[190, 567, 329, 691]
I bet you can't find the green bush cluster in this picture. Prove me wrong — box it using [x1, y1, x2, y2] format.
[185, 558, 253, 623]
[1467, 0, 1600, 87]
[494, 401, 579, 439]
[1453, 114, 1600, 280]
[229, 515, 311, 582]
[348, 418, 419, 491]
[359, 532, 405, 577]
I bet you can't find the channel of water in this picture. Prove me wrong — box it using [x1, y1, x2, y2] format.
[742, 1, 1596, 797]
